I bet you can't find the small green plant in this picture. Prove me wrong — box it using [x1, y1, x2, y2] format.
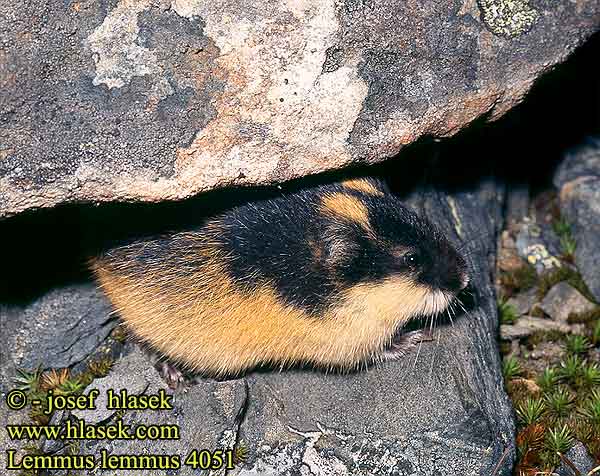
[552, 218, 571, 237]
[545, 424, 575, 456]
[559, 355, 584, 382]
[88, 357, 114, 378]
[580, 389, 600, 426]
[55, 377, 85, 396]
[498, 299, 519, 324]
[565, 335, 590, 355]
[537, 367, 560, 393]
[553, 218, 577, 259]
[503, 356, 522, 381]
[233, 441, 249, 465]
[593, 320, 600, 346]
[111, 325, 128, 344]
[516, 398, 546, 425]
[13, 367, 42, 394]
[545, 387, 574, 420]
[580, 363, 600, 389]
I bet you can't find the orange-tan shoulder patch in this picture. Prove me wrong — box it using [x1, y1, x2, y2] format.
[341, 178, 384, 196]
[320, 192, 372, 231]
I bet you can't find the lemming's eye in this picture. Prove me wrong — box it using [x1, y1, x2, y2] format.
[402, 252, 420, 268]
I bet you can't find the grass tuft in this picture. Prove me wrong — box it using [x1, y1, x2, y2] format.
[503, 356, 523, 381]
[565, 335, 591, 355]
[516, 398, 546, 426]
[537, 368, 560, 394]
[498, 298, 519, 324]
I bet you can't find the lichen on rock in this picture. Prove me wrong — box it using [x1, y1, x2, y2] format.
[477, 0, 540, 38]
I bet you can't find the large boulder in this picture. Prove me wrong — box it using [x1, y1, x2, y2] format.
[1, 0, 599, 217]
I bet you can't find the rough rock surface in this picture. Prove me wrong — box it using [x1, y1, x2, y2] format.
[500, 316, 574, 341]
[1, 0, 599, 217]
[62, 349, 247, 476]
[539, 282, 597, 323]
[0, 283, 115, 392]
[506, 288, 538, 316]
[556, 442, 598, 476]
[554, 138, 600, 303]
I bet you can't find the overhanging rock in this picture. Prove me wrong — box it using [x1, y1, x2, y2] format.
[1, 0, 599, 217]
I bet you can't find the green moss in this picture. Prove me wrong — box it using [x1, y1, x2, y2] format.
[552, 218, 577, 261]
[88, 357, 114, 378]
[565, 335, 590, 355]
[13, 367, 42, 394]
[500, 262, 538, 297]
[516, 398, 546, 425]
[503, 356, 523, 381]
[537, 368, 560, 394]
[111, 325, 128, 344]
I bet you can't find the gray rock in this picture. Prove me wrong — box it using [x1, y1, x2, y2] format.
[0, 283, 115, 392]
[540, 282, 597, 322]
[500, 316, 573, 340]
[555, 139, 600, 302]
[556, 442, 598, 476]
[1, 0, 599, 217]
[71, 348, 162, 424]
[507, 288, 539, 316]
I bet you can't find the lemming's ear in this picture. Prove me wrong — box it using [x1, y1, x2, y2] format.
[321, 222, 358, 268]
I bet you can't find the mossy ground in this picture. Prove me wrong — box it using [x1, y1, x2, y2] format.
[498, 215, 600, 474]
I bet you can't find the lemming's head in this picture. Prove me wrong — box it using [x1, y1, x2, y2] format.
[317, 179, 469, 317]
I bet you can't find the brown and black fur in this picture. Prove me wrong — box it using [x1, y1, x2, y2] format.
[90, 178, 469, 378]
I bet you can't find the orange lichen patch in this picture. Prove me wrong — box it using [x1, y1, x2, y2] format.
[72, 2, 81, 12]
[319, 192, 371, 230]
[341, 178, 384, 196]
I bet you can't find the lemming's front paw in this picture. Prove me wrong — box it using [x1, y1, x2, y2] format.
[382, 330, 433, 361]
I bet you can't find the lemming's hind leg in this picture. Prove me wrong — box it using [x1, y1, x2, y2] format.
[382, 330, 433, 361]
